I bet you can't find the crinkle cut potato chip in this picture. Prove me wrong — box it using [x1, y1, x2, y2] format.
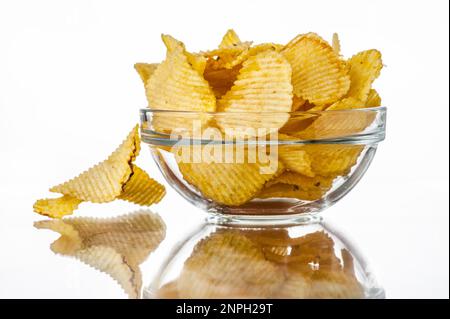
[176, 146, 283, 206]
[146, 35, 215, 133]
[305, 144, 364, 177]
[219, 29, 242, 48]
[366, 89, 381, 107]
[346, 49, 383, 101]
[203, 64, 241, 98]
[49, 125, 140, 203]
[134, 63, 158, 86]
[215, 50, 293, 137]
[118, 164, 166, 206]
[34, 126, 165, 218]
[177, 232, 285, 298]
[332, 33, 341, 55]
[33, 195, 83, 219]
[278, 145, 315, 177]
[34, 210, 166, 298]
[282, 33, 350, 105]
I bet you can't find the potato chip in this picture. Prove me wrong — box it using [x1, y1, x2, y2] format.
[118, 165, 166, 206]
[346, 49, 383, 101]
[134, 63, 158, 86]
[177, 149, 283, 206]
[289, 98, 370, 139]
[305, 144, 364, 177]
[50, 125, 140, 203]
[177, 232, 284, 298]
[146, 35, 215, 133]
[33, 195, 83, 219]
[332, 33, 341, 55]
[267, 171, 335, 192]
[278, 145, 315, 177]
[219, 29, 242, 48]
[366, 89, 381, 107]
[215, 50, 292, 137]
[282, 33, 350, 105]
[34, 210, 166, 298]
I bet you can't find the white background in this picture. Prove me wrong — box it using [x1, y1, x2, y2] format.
[0, 0, 448, 298]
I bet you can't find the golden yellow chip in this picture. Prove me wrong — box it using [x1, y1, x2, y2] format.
[366, 89, 381, 107]
[219, 29, 242, 48]
[282, 33, 350, 105]
[288, 98, 369, 140]
[35, 211, 166, 298]
[304, 144, 364, 177]
[177, 232, 284, 298]
[257, 182, 326, 201]
[177, 146, 283, 206]
[50, 125, 140, 203]
[267, 171, 335, 191]
[146, 35, 215, 133]
[118, 165, 166, 206]
[346, 49, 383, 101]
[161, 34, 207, 74]
[278, 146, 315, 177]
[291, 95, 307, 111]
[332, 33, 341, 55]
[33, 195, 83, 219]
[215, 50, 293, 137]
[134, 63, 158, 86]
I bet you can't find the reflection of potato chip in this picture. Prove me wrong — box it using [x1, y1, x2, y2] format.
[177, 232, 284, 298]
[309, 270, 364, 298]
[215, 50, 292, 136]
[34, 210, 166, 298]
[156, 281, 180, 298]
[346, 49, 383, 101]
[33, 195, 83, 219]
[177, 148, 282, 206]
[118, 165, 166, 206]
[278, 146, 314, 177]
[305, 144, 364, 177]
[146, 35, 215, 132]
[134, 63, 158, 86]
[50, 126, 140, 203]
[282, 33, 350, 105]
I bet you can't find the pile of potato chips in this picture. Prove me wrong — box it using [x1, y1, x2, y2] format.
[136, 30, 383, 207]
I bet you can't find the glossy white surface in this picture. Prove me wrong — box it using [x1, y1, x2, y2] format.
[0, 0, 448, 298]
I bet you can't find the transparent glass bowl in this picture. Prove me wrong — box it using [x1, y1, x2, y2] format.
[144, 220, 385, 299]
[140, 107, 386, 220]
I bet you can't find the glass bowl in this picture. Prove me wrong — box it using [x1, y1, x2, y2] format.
[140, 107, 386, 222]
[144, 220, 385, 299]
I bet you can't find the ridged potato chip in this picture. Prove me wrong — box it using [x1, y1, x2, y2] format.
[146, 35, 215, 133]
[278, 145, 315, 177]
[346, 49, 383, 101]
[282, 33, 350, 105]
[366, 89, 381, 107]
[219, 29, 242, 48]
[267, 171, 335, 191]
[35, 211, 166, 298]
[33, 195, 83, 219]
[50, 126, 140, 203]
[257, 182, 326, 201]
[177, 149, 283, 206]
[332, 33, 341, 55]
[177, 232, 284, 298]
[118, 165, 166, 206]
[134, 63, 158, 86]
[305, 144, 364, 177]
[215, 50, 293, 137]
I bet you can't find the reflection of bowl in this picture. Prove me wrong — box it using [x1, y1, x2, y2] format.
[140, 107, 386, 217]
[144, 221, 384, 299]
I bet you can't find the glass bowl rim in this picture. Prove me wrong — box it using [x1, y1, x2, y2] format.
[140, 106, 387, 115]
